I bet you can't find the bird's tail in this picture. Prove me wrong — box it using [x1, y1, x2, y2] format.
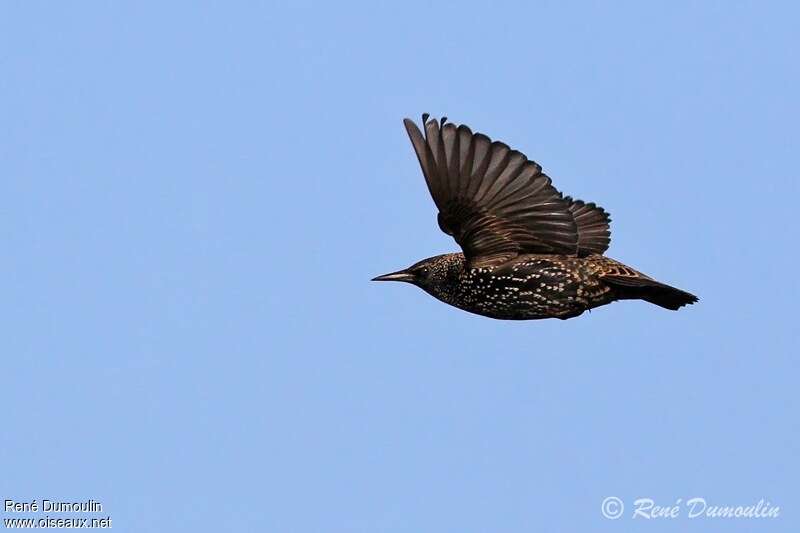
[602, 275, 698, 311]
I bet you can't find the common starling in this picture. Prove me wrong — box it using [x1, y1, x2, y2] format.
[372, 114, 698, 320]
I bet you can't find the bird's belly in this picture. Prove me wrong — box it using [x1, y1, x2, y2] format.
[446, 259, 615, 320]
[452, 297, 586, 321]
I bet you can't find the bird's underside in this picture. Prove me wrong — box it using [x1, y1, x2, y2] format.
[372, 114, 698, 320]
[427, 252, 697, 321]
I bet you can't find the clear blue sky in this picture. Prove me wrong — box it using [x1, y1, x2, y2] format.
[2, 2, 797, 532]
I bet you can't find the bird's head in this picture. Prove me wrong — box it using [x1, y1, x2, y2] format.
[371, 253, 464, 295]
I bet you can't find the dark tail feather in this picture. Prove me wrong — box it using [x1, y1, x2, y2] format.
[640, 285, 699, 310]
[602, 275, 699, 311]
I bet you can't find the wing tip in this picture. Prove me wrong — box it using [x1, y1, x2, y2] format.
[403, 113, 434, 131]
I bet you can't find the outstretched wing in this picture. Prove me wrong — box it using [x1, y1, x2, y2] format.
[404, 115, 609, 265]
[566, 197, 611, 255]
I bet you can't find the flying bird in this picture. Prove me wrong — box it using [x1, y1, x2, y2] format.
[372, 114, 698, 320]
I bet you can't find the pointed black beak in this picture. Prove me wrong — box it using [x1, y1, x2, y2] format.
[371, 269, 416, 283]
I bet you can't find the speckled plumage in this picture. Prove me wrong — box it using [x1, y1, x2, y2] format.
[373, 115, 698, 320]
